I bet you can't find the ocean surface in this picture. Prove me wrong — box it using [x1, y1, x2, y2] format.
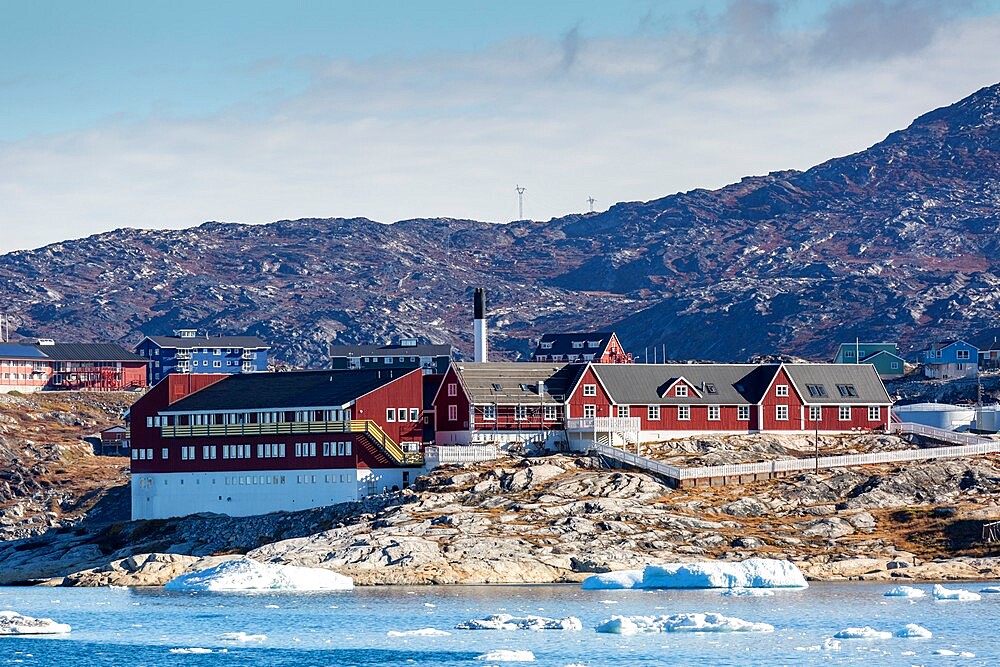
[2, 581, 998, 666]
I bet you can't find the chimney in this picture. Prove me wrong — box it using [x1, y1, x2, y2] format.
[474, 287, 488, 362]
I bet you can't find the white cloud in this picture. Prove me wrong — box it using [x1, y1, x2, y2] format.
[0, 6, 998, 254]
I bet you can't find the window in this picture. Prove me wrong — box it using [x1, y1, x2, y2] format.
[678, 405, 690, 421]
[648, 405, 660, 421]
[845, 350, 855, 358]
[806, 384, 827, 397]
[890, 361, 900, 370]
[447, 404, 458, 421]
[588, 341, 600, 348]
[776, 405, 789, 421]
[957, 349, 970, 360]
[386, 409, 395, 422]
[675, 385, 688, 397]
[410, 408, 420, 421]
[483, 405, 496, 420]
[583, 384, 596, 396]
[839, 405, 851, 421]
[617, 405, 629, 418]
[514, 405, 527, 421]
[705, 383, 717, 394]
[541, 341, 553, 349]
[447, 383, 457, 397]
[738, 405, 750, 421]
[776, 384, 789, 397]
[572, 341, 584, 349]
[213, 349, 221, 355]
[213, 360, 221, 368]
[837, 384, 858, 397]
[868, 406, 881, 421]
[809, 405, 822, 421]
[162, 448, 169, 459]
[544, 405, 557, 421]
[534, 355, 547, 361]
[397, 407, 406, 421]
[707, 405, 720, 421]
[583, 404, 596, 418]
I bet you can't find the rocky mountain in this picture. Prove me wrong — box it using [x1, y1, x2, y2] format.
[0, 83, 998, 364]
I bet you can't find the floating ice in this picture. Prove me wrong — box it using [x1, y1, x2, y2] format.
[217, 631, 266, 642]
[980, 586, 1000, 593]
[894, 624, 932, 638]
[883, 586, 924, 598]
[456, 614, 582, 631]
[722, 588, 775, 597]
[387, 628, 452, 637]
[0, 611, 71, 635]
[582, 559, 806, 590]
[595, 613, 774, 635]
[169, 648, 215, 654]
[163, 557, 354, 592]
[475, 649, 536, 661]
[932, 649, 975, 657]
[833, 626, 891, 639]
[932, 584, 981, 601]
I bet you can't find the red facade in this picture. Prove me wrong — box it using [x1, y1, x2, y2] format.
[434, 367, 471, 432]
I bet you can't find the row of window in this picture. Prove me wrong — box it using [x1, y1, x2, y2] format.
[140, 348, 259, 357]
[579, 404, 881, 422]
[132, 440, 354, 461]
[533, 354, 596, 362]
[147, 408, 352, 427]
[386, 407, 421, 422]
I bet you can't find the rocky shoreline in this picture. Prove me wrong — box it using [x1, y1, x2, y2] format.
[2, 433, 1000, 588]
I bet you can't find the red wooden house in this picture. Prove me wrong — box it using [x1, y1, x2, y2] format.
[129, 368, 425, 520]
[530, 332, 631, 363]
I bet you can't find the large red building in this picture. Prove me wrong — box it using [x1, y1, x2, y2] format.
[0, 342, 147, 392]
[129, 368, 425, 520]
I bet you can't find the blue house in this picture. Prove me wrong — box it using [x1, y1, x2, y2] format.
[918, 339, 979, 380]
[135, 329, 270, 385]
[832, 342, 905, 379]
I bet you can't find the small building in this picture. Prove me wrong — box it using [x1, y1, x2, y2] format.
[31, 342, 148, 390]
[918, 340, 979, 379]
[135, 329, 270, 386]
[530, 332, 631, 363]
[128, 367, 425, 520]
[328, 338, 453, 375]
[979, 339, 1000, 371]
[0, 343, 51, 392]
[833, 342, 905, 379]
[99, 425, 128, 454]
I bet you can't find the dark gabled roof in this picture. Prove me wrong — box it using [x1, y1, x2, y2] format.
[782, 364, 891, 404]
[30, 343, 146, 362]
[143, 335, 269, 349]
[0, 343, 49, 360]
[161, 368, 417, 413]
[329, 343, 453, 357]
[532, 332, 616, 359]
[861, 349, 905, 363]
[921, 339, 976, 353]
[591, 363, 778, 405]
[452, 362, 585, 405]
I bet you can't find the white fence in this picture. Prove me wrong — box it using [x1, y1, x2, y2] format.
[424, 445, 499, 469]
[889, 421, 993, 446]
[595, 422, 999, 484]
[566, 417, 642, 432]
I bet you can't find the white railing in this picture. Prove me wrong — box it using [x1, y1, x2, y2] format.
[889, 421, 993, 446]
[594, 444, 683, 479]
[424, 445, 499, 468]
[566, 417, 642, 432]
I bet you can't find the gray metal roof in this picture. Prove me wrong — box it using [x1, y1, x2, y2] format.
[782, 363, 891, 404]
[30, 343, 147, 362]
[144, 335, 269, 349]
[330, 343, 453, 357]
[453, 362, 585, 405]
[0, 344, 48, 360]
[590, 363, 776, 405]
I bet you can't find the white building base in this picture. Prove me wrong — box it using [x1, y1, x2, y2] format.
[131, 466, 413, 520]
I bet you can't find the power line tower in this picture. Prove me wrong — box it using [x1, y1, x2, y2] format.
[515, 185, 526, 220]
[587, 196, 596, 213]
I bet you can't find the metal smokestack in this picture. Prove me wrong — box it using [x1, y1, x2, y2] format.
[474, 287, 488, 362]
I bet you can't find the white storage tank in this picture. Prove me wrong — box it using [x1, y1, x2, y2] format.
[892, 403, 976, 431]
[975, 405, 1000, 433]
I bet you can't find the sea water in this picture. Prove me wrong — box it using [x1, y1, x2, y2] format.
[1, 581, 998, 665]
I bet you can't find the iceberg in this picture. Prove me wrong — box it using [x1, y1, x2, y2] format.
[0, 611, 71, 635]
[721, 588, 775, 597]
[163, 557, 353, 592]
[595, 613, 774, 634]
[169, 648, 216, 654]
[833, 626, 891, 639]
[475, 649, 536, 661]
[980, 585, 1000, 593]
[933, 649, 975, 657]
[387, 628, 452, 637]
[217, 631, 266, 642]
[582, 559, 806, 590]
[932, 584, 981, 601]
[883, 586, 924, 598]
[456, 614, 582, 631]
[894, 624, 932, 638]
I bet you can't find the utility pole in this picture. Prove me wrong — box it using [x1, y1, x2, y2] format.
[515, 185, 526, 220]
[587, 196, 596, 213]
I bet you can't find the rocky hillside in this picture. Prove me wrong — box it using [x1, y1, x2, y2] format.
[0, 392, 133, 541]
[4, 433, 1000, 586]
[0, 84, 998, 364]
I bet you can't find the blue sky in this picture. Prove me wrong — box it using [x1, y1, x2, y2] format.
[1, 0, 999, 252]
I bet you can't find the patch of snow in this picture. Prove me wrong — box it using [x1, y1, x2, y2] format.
[163, 557, 353, 592]
[833, 626, 891, 639]
[595, 613, 773, 634]
[475, 649, 536, 661]
[894, 624, 932, 638]
[0, 611, 71, 635]
[456, 614, 582, 631]
[387, 628, 452, 637]
[883, 586, 925, 598]
[932, 584, 981, 601]
[217, 631, 266, 642]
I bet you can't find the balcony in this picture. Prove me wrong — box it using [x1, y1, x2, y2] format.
[175, 351, 192, 360]
[241, 352, 254, 360]
[565, 417, 642, 432]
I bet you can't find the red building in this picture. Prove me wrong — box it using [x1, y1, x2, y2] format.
[129, 368, 425, 520]
[0, 342, 148, 392]
[530, 332, 631, 363]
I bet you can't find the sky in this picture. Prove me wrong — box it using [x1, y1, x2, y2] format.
[1, 0, 999, 254]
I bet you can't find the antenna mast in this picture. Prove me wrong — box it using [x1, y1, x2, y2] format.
[515, 185, 526, 220]
[587, 196, 596, 213]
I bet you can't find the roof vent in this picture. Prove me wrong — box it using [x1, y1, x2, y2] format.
[36, 338, 55, 346]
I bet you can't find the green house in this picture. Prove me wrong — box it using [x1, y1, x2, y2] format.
[833, 342, 905, 379]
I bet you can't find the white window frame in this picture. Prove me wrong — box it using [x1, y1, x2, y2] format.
[738, 405, 750, 421]
[868, 405, 881, 421]
[776, 405, 789, 421]
[544, 405, 557, 421]
[583, 384, 596, 396]
[957, 349, 970, 360]
[809, 405, 822, 421]
[675, 384, 688, 397]
[583, 404, 596, 418]
[447, 382, 457, 397]
[514, 405, 527, 421]
[648, 405, 660, 421]
[409, 407, 420, 421]
[707, 405, 720, 421]
[447, 404, 458, 421]
[482, 404, 496, 421]
[839, 405, 851, 421]
[386, 408, 395, 422]
[677, 405, 690, 421]
[616, 405, 629, 418]
[776, 384, 789, 397]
